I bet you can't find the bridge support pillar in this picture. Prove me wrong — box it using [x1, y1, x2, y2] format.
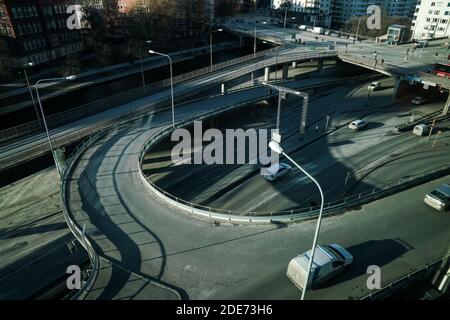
[282, 63, 289, 79]
[393, 76, 404, 99]
[53, 147, 66, 175]
[264, 67, 270, 82]
[443, 94, 450, 116]
[317, 59, 324, 71]
[292, 61, 297, 68]
[221, 83, 227, 95]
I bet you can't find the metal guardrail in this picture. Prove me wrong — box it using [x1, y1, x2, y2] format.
[0, 47, 279, 144]
[60, 132, 106, 300]
[395, 110, 446, 132]
[0, 50, 339, 173]
[136, 92, 450, 223]
[57, 75, 357, 297]
[359, 258, 443, 300]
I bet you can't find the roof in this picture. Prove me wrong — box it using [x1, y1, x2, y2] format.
[296, 246, 335, 270]
[436, 184, 450, 197]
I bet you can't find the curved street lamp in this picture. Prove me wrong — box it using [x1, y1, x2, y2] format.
[269, 140, 325, 300]
[210, 29, 223, 70]
[35, 75, 77, 176]
[22, 62, 41, 127]
[149, 50, 175, 129]
[139, 40, 153, 92]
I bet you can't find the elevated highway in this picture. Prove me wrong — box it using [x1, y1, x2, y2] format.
[62, 81, 450, 299]
[0, 49, 338, 172]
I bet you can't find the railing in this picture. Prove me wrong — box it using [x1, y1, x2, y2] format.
[0, 47, 280, 144]
[359, 258, 443, 300]
[136, 94, 450, 223]
[0, 50, 340, 173]
[395, 110, 447, 132]
[141, 152, 450, 224]
[60, 132, 108, 300]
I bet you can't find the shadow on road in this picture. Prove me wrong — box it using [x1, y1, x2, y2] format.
[318, 238, 412, 289]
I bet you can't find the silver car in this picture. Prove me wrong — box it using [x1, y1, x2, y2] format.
[349, 119, 368, 131]
[412, 96, 428, 105]
[424, 184, 450, 211]
[263, 163, 292, 181]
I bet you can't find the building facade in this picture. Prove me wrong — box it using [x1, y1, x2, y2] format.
[330, 0, 418, 27]
[271, 0, 332, 27]
[411, 0, 450, 40]
[0, 0, 83, 66]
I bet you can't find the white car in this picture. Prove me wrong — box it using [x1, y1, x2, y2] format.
[424, 184, 450, 211]
[412, 96, 428, 105]
[287, 244, 353, 290]
[412, 124, 430, 136]
[368, 81, 381, 91]
[349, 119, 368, 131]
[262, 163, 292, 181]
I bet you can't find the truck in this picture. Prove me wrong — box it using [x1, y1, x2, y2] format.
[312, 27, 324, 35]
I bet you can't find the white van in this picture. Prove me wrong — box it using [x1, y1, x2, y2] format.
[413, 124, 430, 136]
[286, 244, 353, 290]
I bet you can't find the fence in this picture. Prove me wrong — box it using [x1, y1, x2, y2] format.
[0, 50, 339, 173]
[136, 93, 450, 223]
[0, 47, 280, 144]
[395, 110, 447, 132]
[60, 132, 107, 300]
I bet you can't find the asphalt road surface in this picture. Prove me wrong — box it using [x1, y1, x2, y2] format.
[65, 78, 450, 299]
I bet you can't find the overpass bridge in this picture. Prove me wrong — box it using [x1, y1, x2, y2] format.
[0, 48, 339, 172]
[224, 19, 450, 116]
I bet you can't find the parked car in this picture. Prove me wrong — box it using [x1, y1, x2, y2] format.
[412, 96, 428, 105]
[349, 119, 368, 131]
[413, 124, 430, 136]
[368, 81, 381, 91]
[298, 25, 307, 31]
[287, 244, 353, 290]
[262, 163, 292, 181]
[424, 184, 450, 211]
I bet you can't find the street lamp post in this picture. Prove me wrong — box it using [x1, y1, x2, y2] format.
[210, 29, 223, 70]
[268, 140, 324, 301]
[263, 40, 281, 79]
[355, 16, 362, 44]
[366, 51, 379, 105]
[149, 50, 175, 129]
[139, 40, 153, 93]
[35, 75, 77, 176]
[22, 62, 41, 127]
[251, 0, 258, 81]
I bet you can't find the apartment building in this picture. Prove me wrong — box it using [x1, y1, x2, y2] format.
[331, 0, 417, 27]
[271, 0, 332, 27]
[411, 0, 450, 40]
[0, 0, 83, 66]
